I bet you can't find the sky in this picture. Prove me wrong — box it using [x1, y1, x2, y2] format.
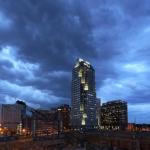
[0, 0, 150, 123]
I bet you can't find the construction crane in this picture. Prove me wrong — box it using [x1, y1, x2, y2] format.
[25, 105, 58, 137]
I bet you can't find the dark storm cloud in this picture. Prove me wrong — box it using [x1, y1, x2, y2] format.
[0, 0, 97, 70]
[0, 0, 98, 108]
[0, 0, 150, 122]
[120, 0, 150, 17]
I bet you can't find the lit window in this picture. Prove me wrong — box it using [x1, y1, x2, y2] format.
[78, 70, 82, 77]
[81, 78, 85, 84]
[83, 113, 87, 118]
[80, 104, 84, 111]
[84, 84, 88, 90]
[82, 118, 86, 125]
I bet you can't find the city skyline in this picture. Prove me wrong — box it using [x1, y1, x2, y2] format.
[0, 0, 150, 123]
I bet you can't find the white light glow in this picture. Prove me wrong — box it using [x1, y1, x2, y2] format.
[82, 118, 86, 125]
[84, 84, 89, 90]
[83, 113, 87, 118]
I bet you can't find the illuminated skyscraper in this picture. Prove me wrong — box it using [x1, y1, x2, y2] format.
[71, 58, 97, 128]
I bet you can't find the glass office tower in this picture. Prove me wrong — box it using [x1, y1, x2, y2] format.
[71, 58, 97, 129]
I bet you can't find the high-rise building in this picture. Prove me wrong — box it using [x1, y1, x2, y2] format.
[101, 100, 128, 130]
[71, 58, 97, 129]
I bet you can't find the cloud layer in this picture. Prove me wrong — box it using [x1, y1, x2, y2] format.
[0, 0, 150, 123]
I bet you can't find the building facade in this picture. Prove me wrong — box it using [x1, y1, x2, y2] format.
[71, 58, 97, 129]
[96, 98, 101, 128]
[0, 104, 23, 130]
[57, 104, 71, 131]
[101, 100, 128, 130]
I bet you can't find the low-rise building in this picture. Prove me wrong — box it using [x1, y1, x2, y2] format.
[0, 103, 23, 130]
[57, 104, 71, 131]
[101, 100, 128, 130]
